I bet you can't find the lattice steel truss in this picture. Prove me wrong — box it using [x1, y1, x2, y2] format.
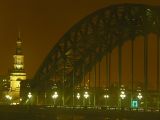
[32, 4, 160, 92]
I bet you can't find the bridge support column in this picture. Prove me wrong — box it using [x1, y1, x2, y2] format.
[144, 35, 148, 110]
[106, 52, 111, 89]
[118, 44, 122, 108]
[93, 65, 96, 106]
[62, 60, 66, 106]
[157, 35, 160, 109]
[72, 69, 75, 106]
[118, 44, 122, 88]
[131, 38, 134, 108]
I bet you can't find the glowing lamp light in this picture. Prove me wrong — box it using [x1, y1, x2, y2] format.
[52, 91, 58, 99]
[5, 95, 12, 100]
[84, 91, 89, 99]
[104, 94, 109, 99]
[28, 92, 32, 99]
[137, 93, 143, 100]
[120, 91, 126, 99]
[76, 93, 80, 99]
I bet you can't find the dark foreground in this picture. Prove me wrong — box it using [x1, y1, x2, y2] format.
[0, 105, 160, 120]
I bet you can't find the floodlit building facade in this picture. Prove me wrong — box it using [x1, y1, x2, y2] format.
[9, 34, 26, 102]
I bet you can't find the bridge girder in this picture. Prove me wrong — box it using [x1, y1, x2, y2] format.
[32, 4, 160, 90]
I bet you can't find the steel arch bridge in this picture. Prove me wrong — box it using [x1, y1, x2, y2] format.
[31, 4, 160, 107]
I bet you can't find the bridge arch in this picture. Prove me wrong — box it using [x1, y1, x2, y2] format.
[32, 4, 160, 106]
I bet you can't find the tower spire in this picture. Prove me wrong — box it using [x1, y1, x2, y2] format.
[9, 32, 26, 102]
[18, 31, 21, 40]
[16, 32, 22, 55]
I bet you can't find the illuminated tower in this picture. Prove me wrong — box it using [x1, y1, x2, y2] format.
[9, 33, 26, 102]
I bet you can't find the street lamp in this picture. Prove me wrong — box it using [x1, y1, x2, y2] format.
[104, 88, 109, 99]
[137, 93, 143, 100]
[28, 92, 32, 99]
[19, 98, 22, 104]
[52, 91, 58, 105]
[120, 91, 126, 99]
[120, 86, 126, 99]
[136, 89, 143, 108]
[119, 85, 126, 108]
[76, 93, 81, 100]
[27, 92, 32, 105]
[103, 88, 110, 107]
[104, 94, 109, 99]
[137, 88, 143, 100]
[104, 94, 109, 107]
[5, 95, 12, 104]
[83, 91, 90, 106]
[84, 91, 89, 99]
[52, 91, 58, 99]
[5, 95, 12, 100]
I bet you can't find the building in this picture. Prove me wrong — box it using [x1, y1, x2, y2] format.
[9, 33, 26, 102]
[0, 75, 10, 104]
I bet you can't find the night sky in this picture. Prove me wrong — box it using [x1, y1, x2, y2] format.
[0, 0, 159, 78]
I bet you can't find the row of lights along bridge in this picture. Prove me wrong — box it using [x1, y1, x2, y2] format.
[4, 85, 144, 109]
